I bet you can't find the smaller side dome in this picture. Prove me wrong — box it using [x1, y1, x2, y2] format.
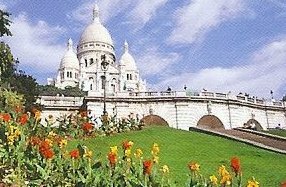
[60, 38, 80, 69]
[119, 41, 137, 70]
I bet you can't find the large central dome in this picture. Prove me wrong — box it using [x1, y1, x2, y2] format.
[79, 5, 113, 46]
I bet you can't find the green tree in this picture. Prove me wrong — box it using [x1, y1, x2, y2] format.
[9, 70, 39, 110]
[0, 42, 16, 83]
[0, 9, 12, 37]
[0, 9, 14, 83]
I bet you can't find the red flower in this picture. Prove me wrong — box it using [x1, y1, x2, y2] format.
[82, 122, 93, 133]
[39, 140, 51, 152]
[39, 140, 54, 159]
[143, 160, 153, 175]
[108, 151, 117, 167]
[70, 149, 80, 159]
[41, 149, 54, 159]
[281, 181, 286, 187]
[231, 157, 241, 176]
[19, 114, 29, 125]
[1, 113, 11, 122]
[122, 140, 132, 150]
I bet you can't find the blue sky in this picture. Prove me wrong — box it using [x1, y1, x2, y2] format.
[1, 0, 286, 99]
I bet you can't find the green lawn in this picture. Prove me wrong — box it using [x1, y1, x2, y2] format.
[263, 129, 286, 137]
[68, 126, 286, 186]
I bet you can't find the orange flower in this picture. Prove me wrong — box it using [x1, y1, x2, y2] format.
[281, 181, 286, 187]
[188, 162, 200, 172]
[143, 160, 153, 175]
[30, 136, 41, 146]
[39, 139, 54, 159]
[122, 140, 133, 150]
[15, 105, 23, 113]
[108, 151, 117, 167]
[39, 140, 51, 153]
[231, 157, 241, 176]
[82, 122, 93, 133]
[1, 113, 11, 122]
[18, 114, 29, 125]
[41, 148, 54, 159]
[70, 149, 80, 159]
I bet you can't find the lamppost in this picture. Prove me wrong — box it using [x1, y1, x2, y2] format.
[101, 54, 109, 115]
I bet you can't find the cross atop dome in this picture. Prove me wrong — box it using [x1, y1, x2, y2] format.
[93, 4, 100, 23]
[124, 40, 129, 52]
[67, 38, 73, 50]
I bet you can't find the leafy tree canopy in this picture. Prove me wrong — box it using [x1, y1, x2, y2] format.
[38, 85, 87, 97]
[0, 9, 12, 37]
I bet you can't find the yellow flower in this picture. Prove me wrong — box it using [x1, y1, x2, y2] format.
[124, 149, 132, 158]
[134, 148, 143, 159]
[7, 135, 15, 145]
[59, 139, 68, 149]
[151, 143, 160, 156]
[45, 138, 53, 146]
[220, 173, 231, 186]
[153, 155, 159, 163]
[247, 177, 259, 187]
[210, 175, 218, 185]
[48, 131, 57, 138]
[218, 165, 231, 185]
[14, 129, 21, 137]
[83, 149, 93, 159]
[161, 165, 170, 174]
[110, 146, 118, 156]
[35, 111, 41, 121]
[218, 165, 228, 176]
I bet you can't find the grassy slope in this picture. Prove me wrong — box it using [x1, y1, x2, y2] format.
[69, 126, 286, 186]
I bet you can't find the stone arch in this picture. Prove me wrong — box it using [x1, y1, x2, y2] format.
[245, 119, 263, 130]
[140, 115, 169, 126]
[197, 115, 225, 129]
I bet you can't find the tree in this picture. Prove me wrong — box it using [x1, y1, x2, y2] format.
[9, 71, 39, 110]
[0, 9, 14, 82]
[0, 42, 16, 82]
[0, 9, 12, 37]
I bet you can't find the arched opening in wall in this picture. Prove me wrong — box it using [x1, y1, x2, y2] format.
[244, 119, 263, 130]
[140, 115, 169, 126]
[197, 115, 225, 129]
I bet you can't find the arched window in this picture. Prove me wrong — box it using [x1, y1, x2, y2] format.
[90, 84, 93, 90]
[130, 74, 132, 80]
[85, 59, 88, 67]
[127, 74, 129, 80]
[101, 75, 106, 89]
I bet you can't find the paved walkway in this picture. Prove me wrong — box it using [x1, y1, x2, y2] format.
[190, 126, 286, 154]
[216, 128, 286, 151]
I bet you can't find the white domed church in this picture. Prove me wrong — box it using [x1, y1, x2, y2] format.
[50, 4, 147, 95]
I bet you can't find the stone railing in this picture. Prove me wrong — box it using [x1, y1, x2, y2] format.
[37, 96, 84, 107]
[39, 91, 285, 109]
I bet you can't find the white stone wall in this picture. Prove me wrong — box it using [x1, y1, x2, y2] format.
[38, 92, 286, 130]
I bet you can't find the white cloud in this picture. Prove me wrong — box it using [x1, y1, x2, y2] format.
[154, 37, 286, 98]
[69, 1, 167, 29]
[68, 0, 133, 25]
[168, 0, 245, 44]
[4, 13, 66, 81]
[136, 47, 180, 77]
[128, 0, 168, 28]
